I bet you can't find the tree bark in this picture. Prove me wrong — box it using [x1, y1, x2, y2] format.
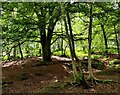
[40, 26, 52, 62]
[88, 3, 94, 80]
[66, 11, 78, 61]
[114, 25, 120, 55]
[63, 15, 77, 80]
[35, 4, 60, 62]
[64, 9, 88, 88]
[13, 46, 16, 60]
[100, 24, 108, 56]
[18, 41, 23, 59]
[61, 23, 64, 55]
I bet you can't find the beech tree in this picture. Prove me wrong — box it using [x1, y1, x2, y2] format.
[34, 3, 61, 62]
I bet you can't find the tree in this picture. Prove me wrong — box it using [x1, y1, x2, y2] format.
[2, 3, 61, 62]
[87, 3, 95, 82]
[34, 3, 61, 62]
[113, 24, 120, 55]
[100, 24, 108, 55]
[62, 3, 89, 88]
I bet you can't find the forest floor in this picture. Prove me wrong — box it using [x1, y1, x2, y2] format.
[1, 55, 120, 94]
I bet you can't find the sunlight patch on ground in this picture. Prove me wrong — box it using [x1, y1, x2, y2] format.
[2, 56, 72, 67]
[38, 56, 72, 61]
[2, 60, 24, 67]
[52, 56, 72, 61]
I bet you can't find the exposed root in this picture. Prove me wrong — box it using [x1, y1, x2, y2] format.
[95, 79, 120, 84]
[87, 76, 98, 86]
[87, 76, 120, 87]
[67, 81, 89, 88]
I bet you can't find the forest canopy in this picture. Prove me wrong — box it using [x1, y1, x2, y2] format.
[1, 2, 120, 61]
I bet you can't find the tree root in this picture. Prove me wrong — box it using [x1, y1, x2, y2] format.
[61, 78, 120, 90]
[87, 77, 98, 86]
[95, 79, 120, 84]
[87, 76, 120, 87]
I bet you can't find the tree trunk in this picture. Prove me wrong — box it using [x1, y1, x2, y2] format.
[6, 47, 10, 61]
[35, 3, 60, 62]
[100, 24, 108, 56]
[66, 11, 78, 61]
[64, 9, 88, 88]
[114, 25, 120, 55]
[13, 46, 16, 60]
[42, 42, 51, 62]
[63, 15, 77, 80]
[40, 27, 52, 62]
[40, 21, 57, 62]
[61, 38, 64, 55]
[88, 3, 94, 80]
[18, 41, 23, 59]
[61, 23, 64, 55]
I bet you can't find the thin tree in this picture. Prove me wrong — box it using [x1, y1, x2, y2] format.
[113, 24, 120, 55]
[62, 3, 89, 88]
[18, 41, 23, 59]
[100, 24, 108, 56]
[87, 3, 95, 83]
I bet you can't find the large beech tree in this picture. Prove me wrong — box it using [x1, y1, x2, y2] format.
[34, 3, 61, 62]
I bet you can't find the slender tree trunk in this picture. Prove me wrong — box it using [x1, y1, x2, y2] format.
[6, 47, 10, 61]
[63, 16, 77, 80]
[64, 10, 88, 88]
[88, 3, 94, 80]
[61, 38, 64, 55]
[119, 27, 120, 56]
[114, 25, 120, 55]
[57, 39, 61, 51]
[18, 41, 23, 59]
[61, 23, 64, 55]
[66, 11, 78, 61]
[100, 24, 108, 56]
[13, 46, 16, 60]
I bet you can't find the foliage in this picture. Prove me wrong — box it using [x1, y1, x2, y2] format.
[1, 2, 120, 61]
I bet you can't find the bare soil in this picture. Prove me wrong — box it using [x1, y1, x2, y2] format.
[2, 56, 120, 94]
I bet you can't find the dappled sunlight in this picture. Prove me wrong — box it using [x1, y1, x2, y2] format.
[52, 56, 72, 62]
[2, 60, 24, 67]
